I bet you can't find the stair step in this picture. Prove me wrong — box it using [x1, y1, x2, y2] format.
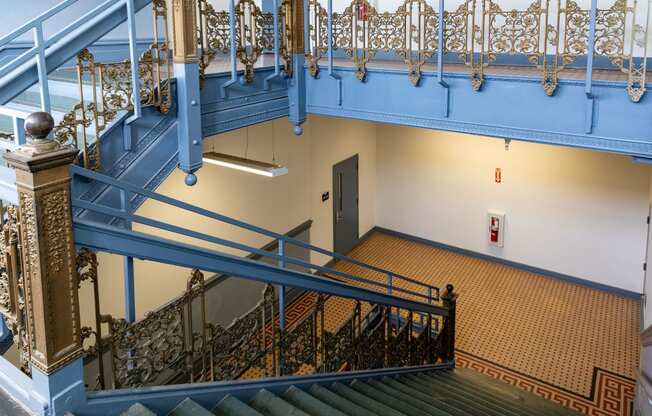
[399, 375, 494, 416]
[308, 384, 376, 416]
[329, 382, 407, 416]
[283, 385, 347, 416]
[212, 395, 264, 416]
[382, 377, 475, 416]
[121, 403, 157, 416]
[249, 389, 310, 416]
[416, 373, 524, 416]
[349, 379, 431, 416]
[441, 369, 581, 416]
[168, 398, 213, 416]
[367, 378, 452, 416]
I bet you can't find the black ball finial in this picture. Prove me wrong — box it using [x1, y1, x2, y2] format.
[24, 112, 55, 140]
[446, 284, 454, 293]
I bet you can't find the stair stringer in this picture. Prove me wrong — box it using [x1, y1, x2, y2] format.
[73, 105, 180, 223]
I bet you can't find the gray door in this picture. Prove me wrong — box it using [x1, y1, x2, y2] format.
[333, 155, 359, 255]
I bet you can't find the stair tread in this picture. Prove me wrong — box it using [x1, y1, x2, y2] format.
[383, 377, 475, 416]
[213, 395, 264, 416]
[330, 382, 408, 416]
[168, 398, 213, 416]
[350, 379, 433, 416]
[283, 385, 348, 416]
[121, 403, 157, 416]
[308, 384, 376, 416]
[444, 369, 582, 416]
[368, 378, 452, 416]
[249, 389, 310, 416]
[416, 373, 524, 416]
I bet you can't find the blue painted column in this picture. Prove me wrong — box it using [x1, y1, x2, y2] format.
[288, 0, 307, 135]
[584, 0, 597, 134]
[172, 0, 203, 186]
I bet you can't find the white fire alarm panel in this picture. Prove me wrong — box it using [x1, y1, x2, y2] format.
[488, 211, 505, 247]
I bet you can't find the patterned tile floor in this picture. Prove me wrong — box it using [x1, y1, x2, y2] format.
[332, 232, 640, 415]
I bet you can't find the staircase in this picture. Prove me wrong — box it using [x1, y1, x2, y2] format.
[119, 368, 579, 416]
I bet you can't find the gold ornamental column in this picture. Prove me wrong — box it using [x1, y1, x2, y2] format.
[4, 112, 82, 375]
[172, 0, 199, 64]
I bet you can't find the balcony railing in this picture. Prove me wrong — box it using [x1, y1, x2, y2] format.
[202, 0, 650, 102]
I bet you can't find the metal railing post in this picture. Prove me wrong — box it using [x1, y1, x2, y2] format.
[278, 238, 286, 331]
[33, 25, 51, 114]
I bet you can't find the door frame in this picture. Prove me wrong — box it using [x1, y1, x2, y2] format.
[332, 154, 359, 254]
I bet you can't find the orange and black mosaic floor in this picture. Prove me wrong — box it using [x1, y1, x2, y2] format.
[330, 231, 640, 416]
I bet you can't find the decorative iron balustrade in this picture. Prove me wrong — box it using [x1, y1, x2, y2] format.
[0, 203, 31, 376]
[197, 0, 293, 83]
[77, 248, 456, 391]
[307, 0, 648, 100]
[51, 0, 172, 172]
[201, 0, 648, 101]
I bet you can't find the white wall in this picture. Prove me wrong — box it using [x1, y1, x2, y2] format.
[84, 116, 376, 324]
[376, 125, 651, 293]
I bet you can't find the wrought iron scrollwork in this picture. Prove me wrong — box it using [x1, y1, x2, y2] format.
[323, 301, 361, 372]
[0, 204, 30, 375]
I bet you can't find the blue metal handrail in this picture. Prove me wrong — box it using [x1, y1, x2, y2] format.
[0, 0, 137, 115]
[70, 165, 441, 304]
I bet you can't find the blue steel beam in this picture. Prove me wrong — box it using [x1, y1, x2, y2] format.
[73, 220, 448, 316]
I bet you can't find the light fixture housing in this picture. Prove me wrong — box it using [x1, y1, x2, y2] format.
[202, 152, 288, 177]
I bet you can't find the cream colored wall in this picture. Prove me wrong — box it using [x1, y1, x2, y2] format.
[86, 116, 376, 324]
[376, 125, 651, 293]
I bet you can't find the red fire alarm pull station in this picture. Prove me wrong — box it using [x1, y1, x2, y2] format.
[357, 2, 368, 20]
[488, 211, 505, 247]
[495, 168, 502, 183]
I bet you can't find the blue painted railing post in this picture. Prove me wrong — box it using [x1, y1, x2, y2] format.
[4, 112, 86, 415]
[584, 0, 597, 134]
[327, 0, 342, 106]
[437, 0, 449, 117]
[123, 0, 142, 151]
[278, 238, 286, 331]
[264, 0, 282, 90]
[288, 0, 307, 135]
[120, 189, 136, 323]
[172, 0, 203, 186]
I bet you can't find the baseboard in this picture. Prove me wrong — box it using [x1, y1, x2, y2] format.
[373, 226, 642, 300]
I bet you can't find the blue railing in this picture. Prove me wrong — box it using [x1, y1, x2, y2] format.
[0, 0, 122, 114]
[69, 165, 440, 310]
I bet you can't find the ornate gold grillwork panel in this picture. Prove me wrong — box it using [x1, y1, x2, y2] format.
[299, 0, 649, 101]
[51, 4, 171, 172]
[0, 204, 31, 376]
[198, 0, 294, 83]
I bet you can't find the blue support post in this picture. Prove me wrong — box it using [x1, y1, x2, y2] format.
[31, 358, 86, 415]
[327, 0, 342, 106]
[278, 238, 286, 331]
[584, 0, 597, 134]
[33, 25, 51, 114]
[437, 0, 449, 117]
[287, 0, 307, 136]
[175, 63, 203, 186]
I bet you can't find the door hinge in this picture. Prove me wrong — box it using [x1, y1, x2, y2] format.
[645, 262, 648, 271]
[647, 216, 650, 225]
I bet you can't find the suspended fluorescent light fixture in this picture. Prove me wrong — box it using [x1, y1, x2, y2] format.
[202, 152, 288, 177]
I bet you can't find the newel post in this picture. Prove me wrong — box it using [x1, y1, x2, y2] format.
[4, 112, 85, 414]
[441, 284, 457, 364]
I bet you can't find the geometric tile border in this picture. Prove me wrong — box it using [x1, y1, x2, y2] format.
[457, 350, 635, 415]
